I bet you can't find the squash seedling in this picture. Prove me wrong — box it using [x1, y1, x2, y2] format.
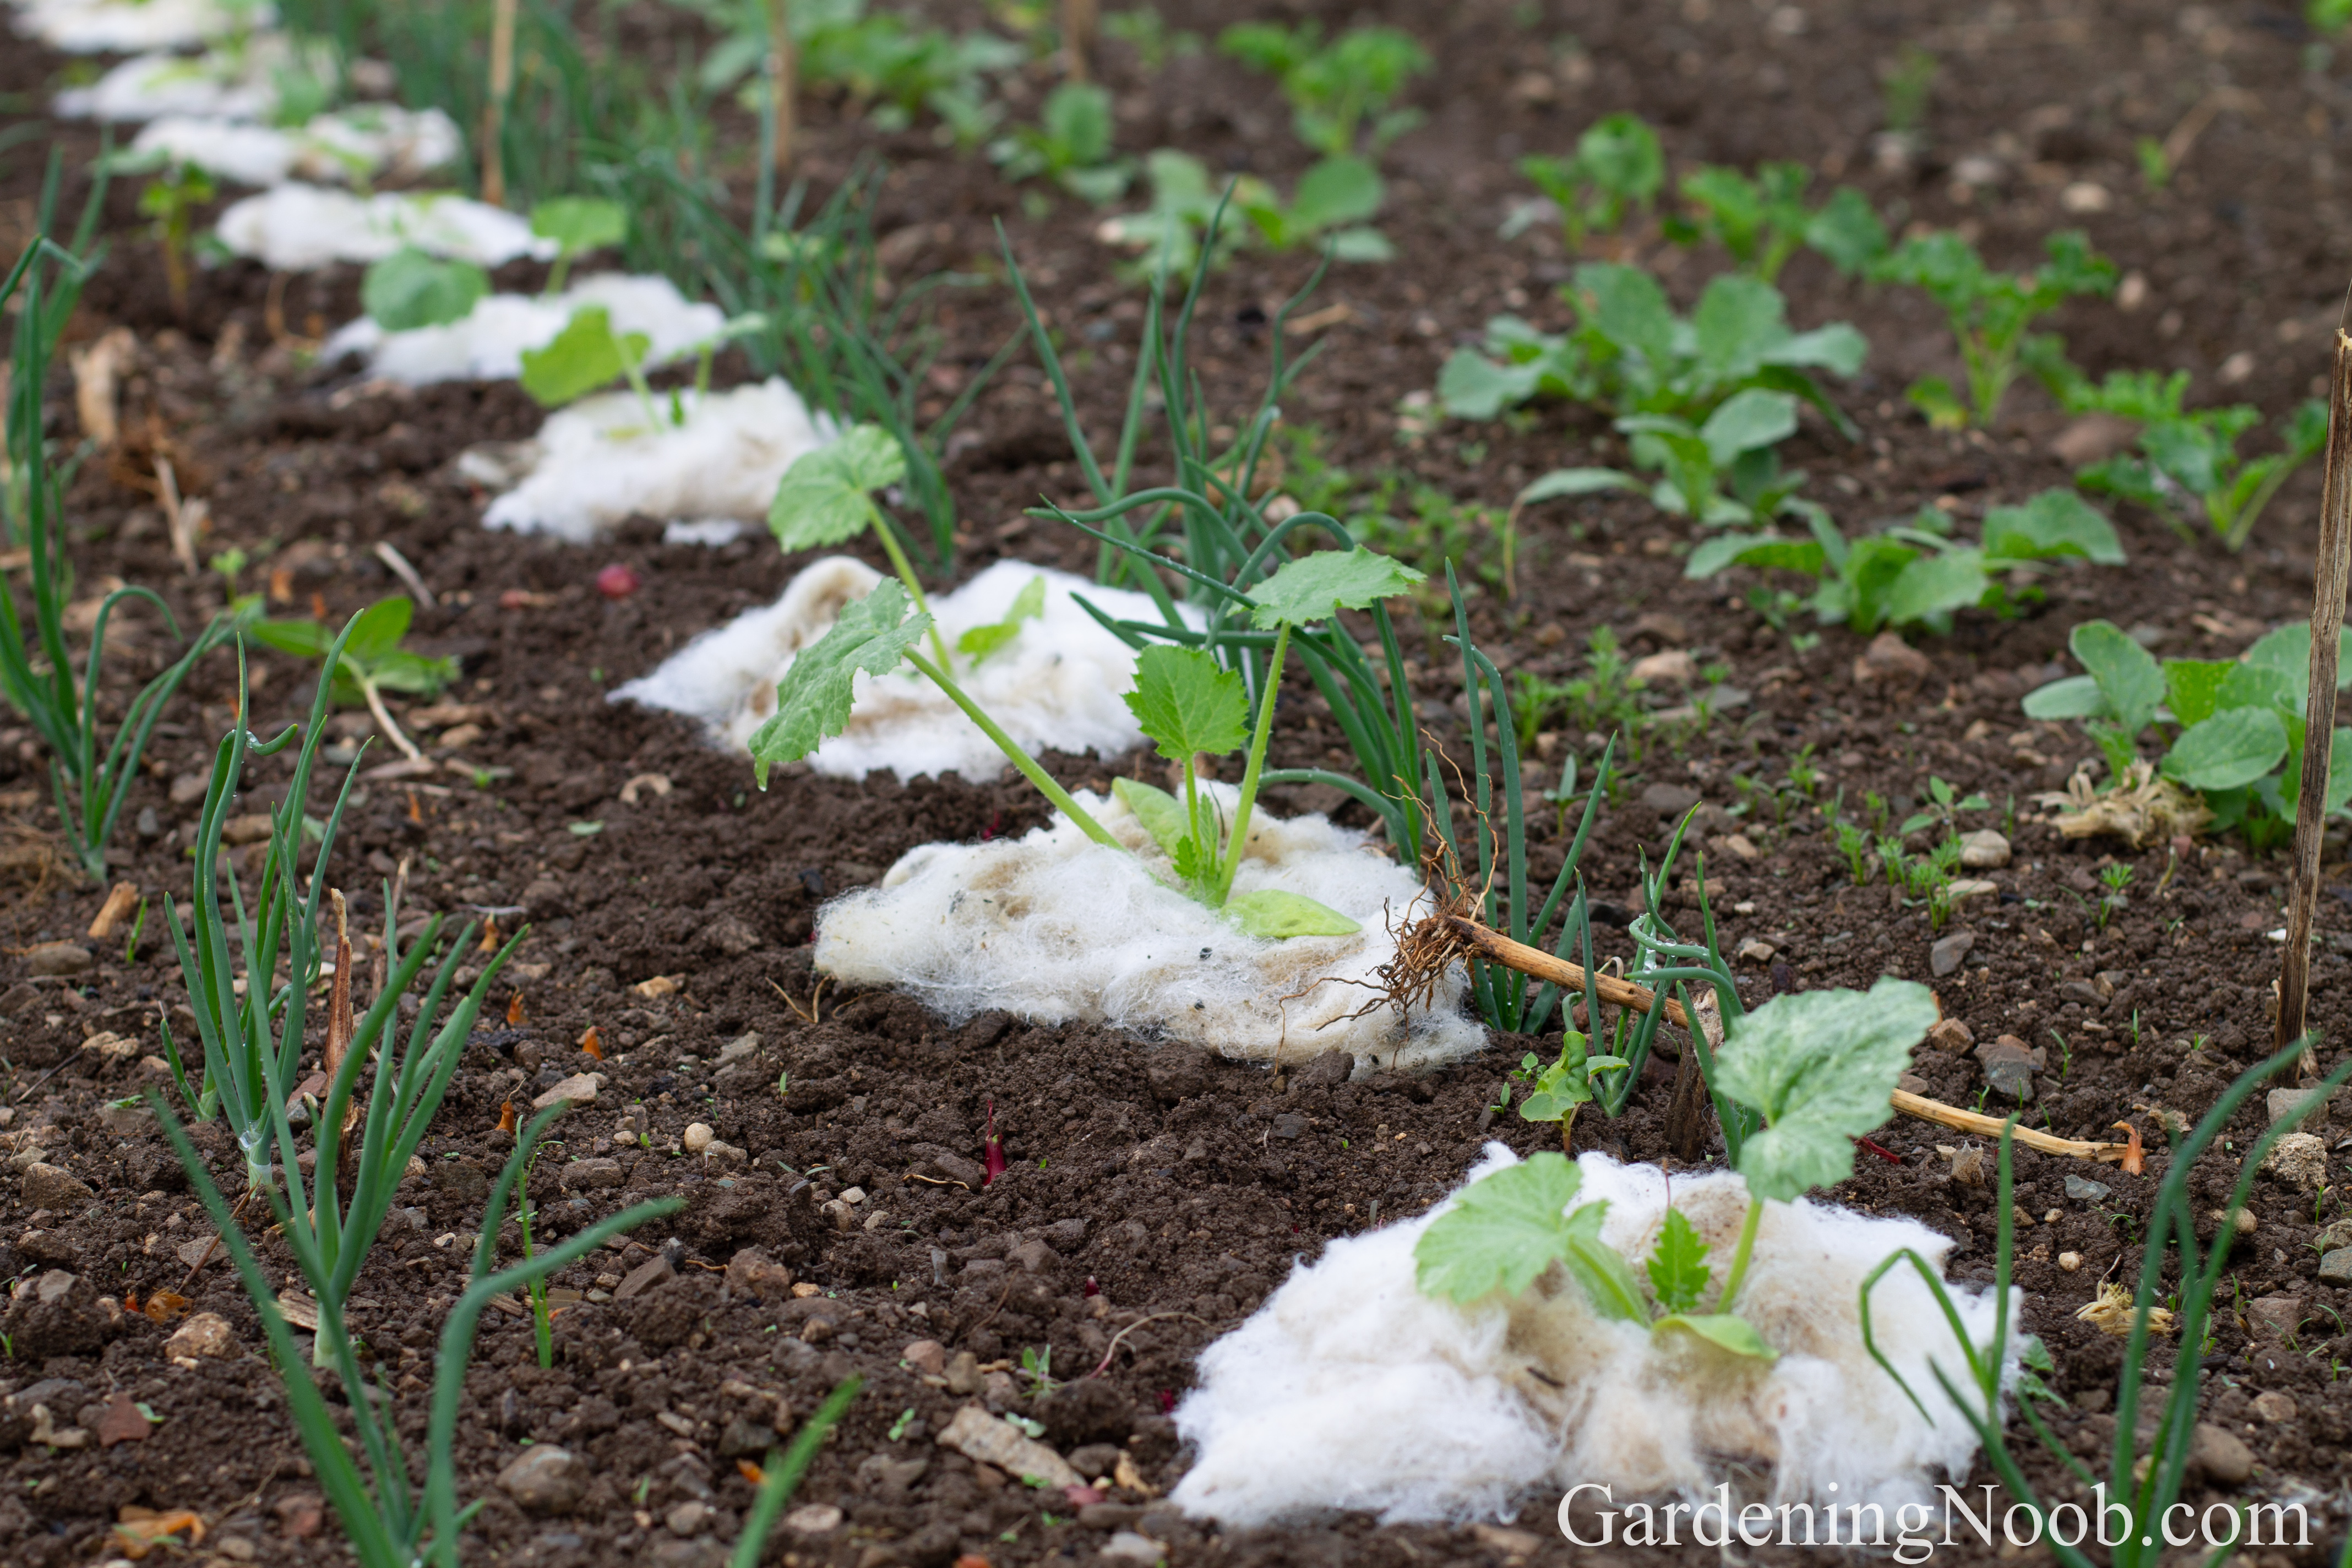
[530, 195, 627, 295]
[1509, 1028, 1629, 1153]
[138, 159, 215, 318]
[520, 301, 768, 430]
[767, 423, 953, 672]
[249, 596, 457, 763]
[1869, 228, 2114, 428]
[748, 547, 1422, 940]
[360, 246, 489, 331]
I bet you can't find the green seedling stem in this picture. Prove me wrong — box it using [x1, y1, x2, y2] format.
[900, 646, 1120, 847]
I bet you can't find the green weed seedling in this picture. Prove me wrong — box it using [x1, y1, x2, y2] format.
[991, 82, 1131, 205]
[1869, 228, 2114, 428]
[1514, 386, 1814, 526]
[1098, 150, 1394, 275]
[1510, 1028, 1631, 1152]
[1864, 1044, 2352, 1568]
[1687, 489, 2124, 637]
[2024, 617, 2352, 850]
[529, 195, 625, 294]
[1664, 161, 1887, 281]
[1440, 263, 1864, 434]
[2, 221, 232, 879]
[2061, 369, 2327, 552]
[1216, 21, 1430, 159]
[1420, 977, 1937, 1360]
[1902, 775, 1991, 839]
[360, 247, 489, 331]
[1512, 113, 1664, 253]
[249, 596, 457, 765]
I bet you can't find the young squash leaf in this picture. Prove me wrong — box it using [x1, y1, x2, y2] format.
[1654, 1312, 1776, 1360]
[1247, 547, 1426, 629]
[361, 246, 487, 331]
[956, 576, 1047, 661]
[2065, 619, 2164, 738]
[1223, 889, 1359, 939]
[1644, 1207, 1712, 1314]
[1125, 645, 1250, 762]
[769, 424, 908, 551]
[520, 306, 651, 409]
[2163, 706, 2288, 792]
[748, 582, 932, 785]
[1712, 976, 1937, 1203]
[1560, 1202, 1648, 1324]
[1110, 777, 1190, 859]
[530, 196, 627, 255]
[1414, 1152, 1586, 1303]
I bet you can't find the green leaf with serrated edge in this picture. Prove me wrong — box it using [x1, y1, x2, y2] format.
[518, 306, 649, 409]
[1645, 1207, 1711, 1314]
[1111, 777, 1189, 861]
[362, 247, 488, 331]
[1248, 548, 1425, 630]
[1713, 977, 1937, 1204]
[2068, 619, 2163, 736]
[769, 425, 907, 552]
[1223, 889, 1360, 939]
[1413, 1152, 1585, 1303]
[1124, 644, 1248, 763]
[956, 575, 1048, 661]
[529, 196, 626, 254]
[2162, 707, 2286, 792]
[1654, 1313, 1777, 1360]
[747, 582, 931, 786]
[2163, 660, 2233, 728]
[2021, 673, 2104, 721]
[1561, 1205, 1647, 1324]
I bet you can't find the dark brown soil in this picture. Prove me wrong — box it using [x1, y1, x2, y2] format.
[7, 2, 2352, 1566]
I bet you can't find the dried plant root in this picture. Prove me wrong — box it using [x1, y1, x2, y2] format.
[1438, 916, 1691, 1027]
[1890, 1088, 2135, 1163]
[2033, 759, 2209, 848]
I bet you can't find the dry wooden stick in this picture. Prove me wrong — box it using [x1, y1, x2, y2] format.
[767, 0, 796, 175]
[482, 0, 520, 208]
[2280, 325, 2352, 1081]
[1441, 916, 1690, 1026]
[1889, 1090, 2134, 1163]
[1063, 0, 1097, 82]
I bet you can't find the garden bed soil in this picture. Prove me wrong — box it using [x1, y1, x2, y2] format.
[7, 2, 2352, 1565]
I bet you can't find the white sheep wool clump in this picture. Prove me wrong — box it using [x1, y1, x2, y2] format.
[11, 0, 269, 52]
[475, 378, 832, 543]
[132, 106, 460, 189]
[813, 778, 1484, 1069]
[1173, 1147, 2016, 1527]
[215, 183, 556, 270]
[617, 557, 1184, 781]
[323, 273, 723, 386]
[55, 46, 282, 120]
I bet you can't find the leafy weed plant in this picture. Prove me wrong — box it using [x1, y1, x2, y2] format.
[1869, 228, 2114, 428]
[2061, 369, 2326, 552]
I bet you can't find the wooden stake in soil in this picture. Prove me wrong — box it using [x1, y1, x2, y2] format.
[482, 0, 520, 209]
[1063, 0, 1097, 82]
[2278, 326, 2352, 1080]
[767, 0, 796, 176]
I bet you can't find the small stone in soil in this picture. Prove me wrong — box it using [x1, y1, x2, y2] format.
[23, 942, 92, 977]
[903, 1339, 948, 1378]
[1926, 1018, 1974, 1052]
[499, 1445, 585, 1515]
[94, 1393, 151, 1446]
[1103, 1531, 1168, 1564]
[1958, 830, 2011, 868]
[783, 1504, 842, 1534]
[614, 1254, 674, 1300]
[2262, 1131, 2328, 1192]
[2058, 1251, 2082, 1271]
[163, 1311, 236, 1362]
[2268, 1086, 2334, 1130]
[1069, 1443, 1124, 1480]
[2064, 1174, 2110, 1202]
[1929, 931, 1974, 977]
[2320, 1247, 2352, 1284]
[2254, 1390, 2299, 1423]
[2190, 1423, 2255, 1486]
[665, 1500, 710, 1536]
[21, 1163, 93, 1209]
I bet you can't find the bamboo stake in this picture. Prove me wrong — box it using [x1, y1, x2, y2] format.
[482, 0, 519, 209]
[1889, 1090, 2135, 1164]
[767, 0, 796, 177]
[1441, 916, 1690, 1026]
[2280, 325, 2352, 1081]
[1063, 0, 1097, 83]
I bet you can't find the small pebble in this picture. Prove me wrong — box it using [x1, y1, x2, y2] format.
[2057, 1252, 2082, 1272]
[683, 1123, 714, 1154]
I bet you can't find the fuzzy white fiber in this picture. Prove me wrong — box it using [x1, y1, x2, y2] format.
[11, 0, 269, 52]
[215, 183, 556, 270]
[55, 46, 277, 120]
[322, 273, 722, 386]
[617, 557, 1190, 781]
[813, 780, 1484, 1069]
[130, 105, 459, 188]
[477, 378, 833, 542]
[1173, 1147, 2017, 1527]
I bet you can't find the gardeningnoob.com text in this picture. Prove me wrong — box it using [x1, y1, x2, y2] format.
[1557, 1484, 2309, 1563]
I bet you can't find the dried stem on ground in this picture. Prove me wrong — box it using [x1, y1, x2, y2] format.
[2278, 324, 2352, 1079]
[1890, 1089, 2135, 1163]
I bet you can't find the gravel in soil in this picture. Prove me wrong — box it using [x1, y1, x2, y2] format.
[9, 2, 2352, 1565]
